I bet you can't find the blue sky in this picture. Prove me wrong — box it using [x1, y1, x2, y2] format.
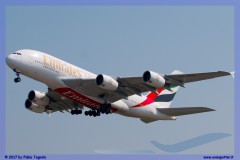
[5, 6, 234, 154]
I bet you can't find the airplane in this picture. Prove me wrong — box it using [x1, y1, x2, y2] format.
[5, 49, 234, 123]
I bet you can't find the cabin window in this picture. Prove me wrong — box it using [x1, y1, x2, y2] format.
[13, 52, 21, 55]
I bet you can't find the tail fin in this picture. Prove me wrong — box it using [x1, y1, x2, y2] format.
[146, 70, 182, 108]
[154, 85, 180, 108]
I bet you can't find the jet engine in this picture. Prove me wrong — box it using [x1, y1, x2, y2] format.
[143, 70, 166, 88]
[28, 90, 49, 106]
[25, 99, 45, 113]
[25, 90, 49, 113]
[96, 74, 118, 91]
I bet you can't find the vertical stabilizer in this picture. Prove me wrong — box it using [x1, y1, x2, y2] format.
[146, 70, 182, 108]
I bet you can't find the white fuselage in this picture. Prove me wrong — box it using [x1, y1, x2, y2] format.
[6, 49, 175, 120]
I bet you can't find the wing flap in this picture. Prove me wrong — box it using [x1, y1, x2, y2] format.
[157, 107, 215, 116]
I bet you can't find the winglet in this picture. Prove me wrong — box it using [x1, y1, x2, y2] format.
[230, 71, 235, 79]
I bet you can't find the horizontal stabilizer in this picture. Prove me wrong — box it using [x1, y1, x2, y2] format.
[157, 107, 215, 116]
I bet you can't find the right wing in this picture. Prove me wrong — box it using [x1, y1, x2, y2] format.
[61, 77, 151, 103]
[61, 70, 233, 103]
[165, 71, 234, 87]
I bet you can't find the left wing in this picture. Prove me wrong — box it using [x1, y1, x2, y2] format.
[25, 88, 85, 114]
[61, 70, 233, 103]
[45, 88, 83, 113]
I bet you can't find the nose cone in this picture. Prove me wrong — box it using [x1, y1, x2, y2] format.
[6, 54, 22, 70]
[6, 54, 14, 68]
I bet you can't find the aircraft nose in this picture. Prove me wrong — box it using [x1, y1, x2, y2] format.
[6, 53, 22, 70]
[6, 54, 14, 68]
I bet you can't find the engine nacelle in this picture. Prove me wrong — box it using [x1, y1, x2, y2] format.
[28, 90, 49, 106]
[96, 74, 118, 91]
[25, 99, 45, 113]
[143, 70, 166, 88]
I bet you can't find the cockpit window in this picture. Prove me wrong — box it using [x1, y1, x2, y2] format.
[13, 53, 21, 55]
